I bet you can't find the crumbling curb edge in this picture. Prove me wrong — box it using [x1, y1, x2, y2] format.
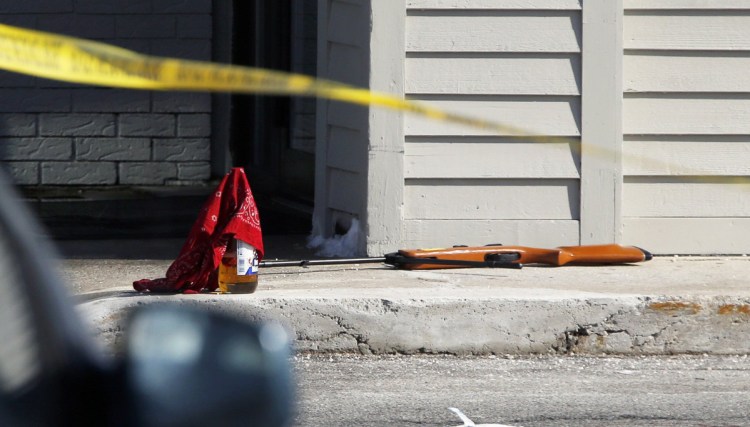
[77, 295, 750, 356]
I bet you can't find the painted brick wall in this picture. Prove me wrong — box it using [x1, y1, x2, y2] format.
[0, 0, 213, 186]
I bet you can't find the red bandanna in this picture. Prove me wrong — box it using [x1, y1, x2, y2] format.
[133, 167, 264, 293]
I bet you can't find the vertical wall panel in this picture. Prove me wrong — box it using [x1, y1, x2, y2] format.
[580, 0, 624, 244]
[366, 0, 406, 256]
[314, 0, 370, 244]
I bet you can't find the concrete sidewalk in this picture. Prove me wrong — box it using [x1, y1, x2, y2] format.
[63, 238, 750, 356]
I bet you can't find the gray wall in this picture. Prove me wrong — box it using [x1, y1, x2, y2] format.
[314, 0, 405, 256]
[314, 0, 371, 245]
[620, 2, 750, 253]
[0, 0, 214, 186]
[402, 1, 583, 250]
[290, 0, 317, 155]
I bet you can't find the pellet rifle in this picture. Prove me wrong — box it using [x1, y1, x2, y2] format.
[260, 244, 652, 270]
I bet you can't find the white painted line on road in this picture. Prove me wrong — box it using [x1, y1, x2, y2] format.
[449, 407, 521, 427]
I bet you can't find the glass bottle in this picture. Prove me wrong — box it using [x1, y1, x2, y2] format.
[218, 238, 259, 294]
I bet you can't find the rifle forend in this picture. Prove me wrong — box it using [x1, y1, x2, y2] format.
[386, 244, 652, 270]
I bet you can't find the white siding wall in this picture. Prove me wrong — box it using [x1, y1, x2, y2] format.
[403, 1, 582, 248]
[622, 2, 750, 253]
[317, 0, 750, 255]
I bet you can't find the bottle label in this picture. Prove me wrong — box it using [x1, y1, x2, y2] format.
[236, 240, 259, 276]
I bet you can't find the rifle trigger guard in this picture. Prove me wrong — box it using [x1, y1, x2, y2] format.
[484, 252, 522, 269]
[383, 252, 522, 269]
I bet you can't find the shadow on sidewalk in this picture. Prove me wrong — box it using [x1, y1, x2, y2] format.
[56, 234, 319, 261]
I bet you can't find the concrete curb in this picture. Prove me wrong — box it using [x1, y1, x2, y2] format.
[78, 293, 750, 356]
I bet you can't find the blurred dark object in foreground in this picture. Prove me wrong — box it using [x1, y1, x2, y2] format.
[0, 171, 295, 426]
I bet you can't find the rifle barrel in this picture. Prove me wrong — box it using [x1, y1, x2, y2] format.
[260, 257, 386, 268]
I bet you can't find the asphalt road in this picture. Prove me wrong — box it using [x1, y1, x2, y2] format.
[293, 354, 750, 426]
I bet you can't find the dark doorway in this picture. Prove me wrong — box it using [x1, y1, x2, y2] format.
[230, 1, 316, 235]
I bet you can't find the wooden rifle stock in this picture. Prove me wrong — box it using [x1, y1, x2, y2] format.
[388, 244, 652, 270]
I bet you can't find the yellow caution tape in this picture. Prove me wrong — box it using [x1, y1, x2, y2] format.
[1, 23, 749, 193]
[0, 23, 564, 142]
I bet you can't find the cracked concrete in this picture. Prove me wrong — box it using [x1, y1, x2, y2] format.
[560, 297, 750, 354]
[67, 254, 750, 355]
[75, 257, 750, 356]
